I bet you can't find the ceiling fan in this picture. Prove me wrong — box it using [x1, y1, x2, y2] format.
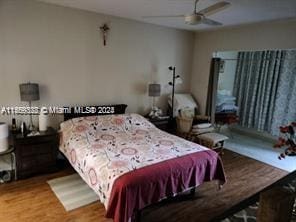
[143, 0, 231, 26]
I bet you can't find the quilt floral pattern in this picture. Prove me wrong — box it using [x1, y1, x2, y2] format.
[59, 114, 208, 208]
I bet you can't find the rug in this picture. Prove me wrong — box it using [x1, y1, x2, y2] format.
[224, 132, 296, 172]
[222, 202, 296, 222]
[47, 174, 99, 211]
[222, 179, 296, 222]
[221, 203, 258, 222]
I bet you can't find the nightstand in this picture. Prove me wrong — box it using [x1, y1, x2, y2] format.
[146, 117, 175, 133]
[11, 128, 59, 179]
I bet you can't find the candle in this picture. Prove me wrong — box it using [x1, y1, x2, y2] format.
[0, 122, 9, 152]
[39, 107, 48, 131]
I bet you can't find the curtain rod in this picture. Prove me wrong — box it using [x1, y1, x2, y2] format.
[214, 58, 293, 61]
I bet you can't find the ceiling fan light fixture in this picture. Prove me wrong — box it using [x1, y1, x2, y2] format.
[142, 1, 230, 27]
[185, 14, 202, 25]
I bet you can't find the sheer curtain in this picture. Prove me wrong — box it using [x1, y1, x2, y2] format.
[233, 50, 296, 136]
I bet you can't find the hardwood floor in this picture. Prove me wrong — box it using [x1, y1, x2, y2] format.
[0, 150, 288, 222]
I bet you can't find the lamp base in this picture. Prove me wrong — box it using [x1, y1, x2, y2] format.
[149, 106, 163, 119]
[28, 124, 36, 132]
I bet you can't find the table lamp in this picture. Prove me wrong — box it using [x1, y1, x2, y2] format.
[148, 83, 161, 118]
[19, 83, 40, 131]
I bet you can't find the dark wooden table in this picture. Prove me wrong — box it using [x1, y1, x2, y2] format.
[11, 128, 59, 179]
[145, 116, 176, 134]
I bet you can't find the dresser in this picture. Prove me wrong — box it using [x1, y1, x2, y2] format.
[12, 128, 59, 179]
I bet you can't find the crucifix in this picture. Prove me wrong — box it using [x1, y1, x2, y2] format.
[100, 23, 110, 46]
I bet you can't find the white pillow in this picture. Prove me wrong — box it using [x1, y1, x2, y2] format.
[168, 94, 198, 117]
[192, 123, 212, 129]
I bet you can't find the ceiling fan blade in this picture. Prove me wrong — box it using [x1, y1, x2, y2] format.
[201, 18, 223, 26]
[142, 15, 184, 18]
[198, 1, 230, 16]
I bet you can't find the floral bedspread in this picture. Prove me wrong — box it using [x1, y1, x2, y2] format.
[59, 113, 208, 208]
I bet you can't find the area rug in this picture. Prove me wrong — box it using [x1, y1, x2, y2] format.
[222, 202, 296, 222]
[224, 132, 296, 172]
[221, 203, 258, 222]
[222, 179, 296, 222]
[47, 174, 99, 211]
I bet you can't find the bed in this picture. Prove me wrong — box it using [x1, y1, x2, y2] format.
[59, 105, 226, 222]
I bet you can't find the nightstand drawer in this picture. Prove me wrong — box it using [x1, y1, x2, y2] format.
[37, 153, 55, 165]
[38, 143, 55, 155]
[146, 117, 173, 133]
[20, 143, 52, 157]
[19, 158, 37, 171]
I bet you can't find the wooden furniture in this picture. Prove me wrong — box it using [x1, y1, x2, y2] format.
[146, 117, 170, 132]
[257, 187, 295, 222]
[12, 128, 59, 179]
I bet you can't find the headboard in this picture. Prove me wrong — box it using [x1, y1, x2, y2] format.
[63, 104, 128, 121]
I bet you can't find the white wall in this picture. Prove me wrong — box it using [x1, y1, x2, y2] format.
[191, 19, 296, 114]
[0, 0, 194, 127]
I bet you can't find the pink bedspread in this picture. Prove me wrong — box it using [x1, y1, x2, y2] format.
[59, 114, 226, 222]
[106, 149, 225, 222]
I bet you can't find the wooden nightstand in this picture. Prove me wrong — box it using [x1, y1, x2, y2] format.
[146, 117, 176, 133]
[11, 128, 59, 179]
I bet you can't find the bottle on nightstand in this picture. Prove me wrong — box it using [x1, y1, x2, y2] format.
[11, 118, 17, 132]
[20, 122, 27, 135]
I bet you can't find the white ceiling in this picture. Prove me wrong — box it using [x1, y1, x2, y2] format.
[38, 0, 296, 31]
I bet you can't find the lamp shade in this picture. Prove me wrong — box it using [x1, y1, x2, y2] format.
[19, 83, 40, 101]
[148, 84, 161, 97]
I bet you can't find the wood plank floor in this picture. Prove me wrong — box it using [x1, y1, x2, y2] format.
[0, 150, 288, 222]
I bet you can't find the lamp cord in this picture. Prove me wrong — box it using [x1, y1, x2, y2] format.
[29, 100, 33, 129]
